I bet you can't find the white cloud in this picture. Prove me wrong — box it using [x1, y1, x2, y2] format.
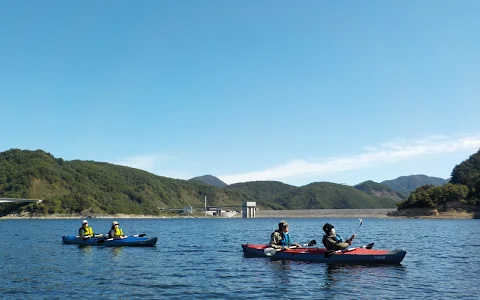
[112, 154, 175, 174]
[218, 135, 480, 184]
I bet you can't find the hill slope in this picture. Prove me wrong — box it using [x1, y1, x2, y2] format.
[226, 181, 396, 209]
[189, 175, 227, 188]
[381, 175, 448, 197]
[354, 180, 404, 202]
[0, 149, 243, 216]
[0, 149, 397, 216]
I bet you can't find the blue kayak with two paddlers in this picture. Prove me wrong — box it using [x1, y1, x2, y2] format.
[62, 234, 158, 247]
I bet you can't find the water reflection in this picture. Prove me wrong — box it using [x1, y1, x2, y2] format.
[78, 245, 93, 254]
[322, 263, 407, 291]
[323, 264, 342, 290]
[109, 247, 123, 259]
[267, 260, 292, 285]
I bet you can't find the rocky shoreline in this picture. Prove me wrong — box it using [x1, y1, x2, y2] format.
[1, 208, 478, 219]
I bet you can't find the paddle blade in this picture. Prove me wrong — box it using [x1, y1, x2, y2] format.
[366, 243, 374, 249]
[359, 218, 363, 225]
[307, 240, 317, 247]
[264, 247, 277, 257]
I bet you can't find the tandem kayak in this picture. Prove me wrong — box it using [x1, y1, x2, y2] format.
[62, 235, 158, 247]
[242, 244, 406, 264]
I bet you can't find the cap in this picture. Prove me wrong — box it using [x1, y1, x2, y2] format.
[112, 221, 119, 225]
[323, 223, 334, 234]
[82, 220, 88, 224]
[278, 220, 289, 228]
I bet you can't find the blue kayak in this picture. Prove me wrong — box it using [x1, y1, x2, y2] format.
[62, 235, 158, 247]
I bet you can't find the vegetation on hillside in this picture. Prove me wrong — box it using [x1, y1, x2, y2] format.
[226, 181, 396, 209]
[354, 180, 404, 201]
[281, 182, 397, 209]
[189, 175, 227, 188]
[0, 149, 397, 216]
[0, 149, 243, 216]
[397, 149, 480, 210]
[380, 175, 448, 198]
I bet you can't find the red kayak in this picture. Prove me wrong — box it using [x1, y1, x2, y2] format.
[242, 244, 406, 264]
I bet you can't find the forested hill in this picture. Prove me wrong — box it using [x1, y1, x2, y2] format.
[0, 149, 396, 216]
[380, 175, 448, 198]
[396, 149, 480, 210]
[354, 180, 404, 202]
[189, 175, 227, 188]
[224, 181, 396, 209]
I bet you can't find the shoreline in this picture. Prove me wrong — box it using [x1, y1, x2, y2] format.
[1, 208, 477, 219]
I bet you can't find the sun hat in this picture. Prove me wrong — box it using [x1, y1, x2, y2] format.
[278, 220, 289, 229]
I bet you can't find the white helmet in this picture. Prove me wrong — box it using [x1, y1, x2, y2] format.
[82, 220, 88, 224]
[112, 221, 119, 225]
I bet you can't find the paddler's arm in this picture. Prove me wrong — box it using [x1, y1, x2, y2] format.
[346, 234, 356, 245]
[269, 232, 283, 249]
[326, 236, 349, 250]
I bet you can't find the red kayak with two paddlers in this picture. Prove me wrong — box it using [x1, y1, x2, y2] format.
[242, 243, 406, 264]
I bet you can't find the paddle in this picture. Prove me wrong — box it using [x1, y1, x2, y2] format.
[303, 239, 317, 247]
[79, 233, 103, 240]
[97, 234, 146, 244]
[264, 240, 316, 256]
[324, 243, 375, 258]
[354, 218, 363, 235]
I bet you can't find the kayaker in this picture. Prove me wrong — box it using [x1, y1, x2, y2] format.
[269, 220, 301, 249]
[79, 220, 95, 238]
[108, 221, 127, 239]
[322, 223, 355, 250]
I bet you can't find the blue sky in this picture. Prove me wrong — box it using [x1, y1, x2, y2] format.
[1, 1, 479, 186]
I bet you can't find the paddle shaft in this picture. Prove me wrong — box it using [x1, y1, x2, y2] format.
[354, 221, 363, 235]
[324, 243, 374, 258]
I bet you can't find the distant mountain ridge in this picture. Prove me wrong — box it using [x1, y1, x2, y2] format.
[189, 175, 227, 188]
[354, 180, 404, 202]
[380, 175, 448, 198]
[225, 181, 396, 209]
[190, 174, 448, 201]
[0, 149, 398, 217]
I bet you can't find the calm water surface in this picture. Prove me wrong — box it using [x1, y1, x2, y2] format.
[1, 218, 479, 299]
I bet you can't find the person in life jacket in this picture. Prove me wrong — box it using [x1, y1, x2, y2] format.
[79, 220, 95, 238]
[321, 223, 355, 250]
[269, 220, 301, 249]
[108, 221, 126, 239]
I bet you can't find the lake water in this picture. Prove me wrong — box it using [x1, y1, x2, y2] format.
[1, 217, 479, 299]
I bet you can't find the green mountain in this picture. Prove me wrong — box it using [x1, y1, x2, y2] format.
[380, 175, 448, 198]
[0, 149, 243, 216]
[395, 148, 480, 210]
[225, 181, 298, 209]
[226, 181, 396, 209]
[354, 180, 404, 202]
[0, 149, 397, 216]
[189, 175, 227, 188]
